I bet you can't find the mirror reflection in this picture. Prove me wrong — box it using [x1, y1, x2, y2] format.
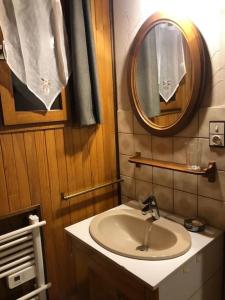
[136, 22, 191, 127]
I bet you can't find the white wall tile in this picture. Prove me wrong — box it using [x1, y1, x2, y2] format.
[118, 133, 134, 155]
[174, 190, 197, 218]
[152, 137, 173, 162]
[174, 172, 197, 194]
[173, 138, 201, 166]
[134, 134, 151, 157]
[175, 114, 199, 138]
[153, 167, 173, 188]
[153, 184, 174, 212]
[198, 171, 225, 201]
[135, 179, 153, 202]
[121, 175, 135, 199]
[198, 196, 225, 229]
[173, 137, 190, 164]
[117, 110, 134, 133]
[135, 165, 152, 182]
[119, 154, 135, 177]
[121, 195, 135, 204]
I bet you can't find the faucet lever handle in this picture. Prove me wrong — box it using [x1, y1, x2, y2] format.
[142, 195, 156, 206]
[141, 195, 160, 219]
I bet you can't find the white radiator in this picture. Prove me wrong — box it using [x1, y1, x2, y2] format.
[0, 215, 51, 300]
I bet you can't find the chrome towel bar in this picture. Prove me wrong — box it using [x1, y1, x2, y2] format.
[62, 178, 123, 200]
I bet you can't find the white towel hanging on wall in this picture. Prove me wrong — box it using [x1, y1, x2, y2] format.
[155, 23, 186, 102]
[0, 0, 70, 110]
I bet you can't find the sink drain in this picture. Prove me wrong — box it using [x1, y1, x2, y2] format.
[136, 245, 148, 251]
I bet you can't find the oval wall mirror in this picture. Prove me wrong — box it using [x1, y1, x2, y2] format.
[128, 12, 206, 136]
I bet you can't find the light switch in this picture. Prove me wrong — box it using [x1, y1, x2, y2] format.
[209, 121, 224, 134]
[209, 121, 225, 147]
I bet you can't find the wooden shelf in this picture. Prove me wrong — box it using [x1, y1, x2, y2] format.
[128, 153, 216, 182]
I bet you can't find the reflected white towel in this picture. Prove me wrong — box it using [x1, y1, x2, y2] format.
[155, 24, 186, 102]
[136, 28, 160, 118]
[0, 0, 70, 110]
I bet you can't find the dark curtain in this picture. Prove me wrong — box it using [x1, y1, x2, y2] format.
[69, 0, 102, 126]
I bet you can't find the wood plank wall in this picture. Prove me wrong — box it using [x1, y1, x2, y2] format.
[0, 0, 118, 299]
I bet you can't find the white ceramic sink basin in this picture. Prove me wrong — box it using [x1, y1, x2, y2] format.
[89, 209, 191, 260]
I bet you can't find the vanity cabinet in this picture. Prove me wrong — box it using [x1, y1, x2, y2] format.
[88, 259, 145, 300]
[159, 236, 223, 300]
[72, 240, 159, 300]
[66, 205, 224, 300]
[71, 236, 223, 300]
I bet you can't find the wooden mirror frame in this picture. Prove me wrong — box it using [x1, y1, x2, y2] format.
[128, 11, 206, 136]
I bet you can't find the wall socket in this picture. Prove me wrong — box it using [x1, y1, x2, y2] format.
[209, 121, 225, 147]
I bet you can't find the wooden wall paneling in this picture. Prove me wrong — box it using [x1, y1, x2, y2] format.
[63, 126, 85, 299]
[0, 1, 118, 299]
[23, 132, 41, 205]
[86, 126, 105, 214]
[0, 138, 9, 215]
[101, 0, 118, 208]
[12, 133, 31, 208]
[25, 131, 59, 299]
[0, 134, 20, 210]
[64, 127, 86, 223]
[79, 127, 95, 218]
[89, 127, 115, 213]
[34, 131, 51, 211]
[92, 0, 118, 210]
[81, 0, 110, 214]
[54, 128, 76, 299]
[45, 129, 73, 299]
[34, 130, 58, 299]
[72, 127, 89, 219]
[54, 128, 70, 221]
[92, 0, 109, 181]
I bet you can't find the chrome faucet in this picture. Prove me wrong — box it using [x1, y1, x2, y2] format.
[141, 195, 160, 220]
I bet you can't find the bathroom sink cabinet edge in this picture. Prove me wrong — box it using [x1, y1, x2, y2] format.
[71, 234, 224, 300]
[72, 236, 159, 300]
[67, 203, 224, 300]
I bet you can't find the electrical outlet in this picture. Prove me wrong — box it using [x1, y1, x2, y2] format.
[209, 121, 225, 147]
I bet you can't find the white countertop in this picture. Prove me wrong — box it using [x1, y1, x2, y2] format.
[65, 202, 222, 289]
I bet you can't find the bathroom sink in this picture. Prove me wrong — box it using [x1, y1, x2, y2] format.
[89, 209, 191, 260]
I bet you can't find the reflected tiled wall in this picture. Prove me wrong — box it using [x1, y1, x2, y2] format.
[113, 0, 225, 229]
